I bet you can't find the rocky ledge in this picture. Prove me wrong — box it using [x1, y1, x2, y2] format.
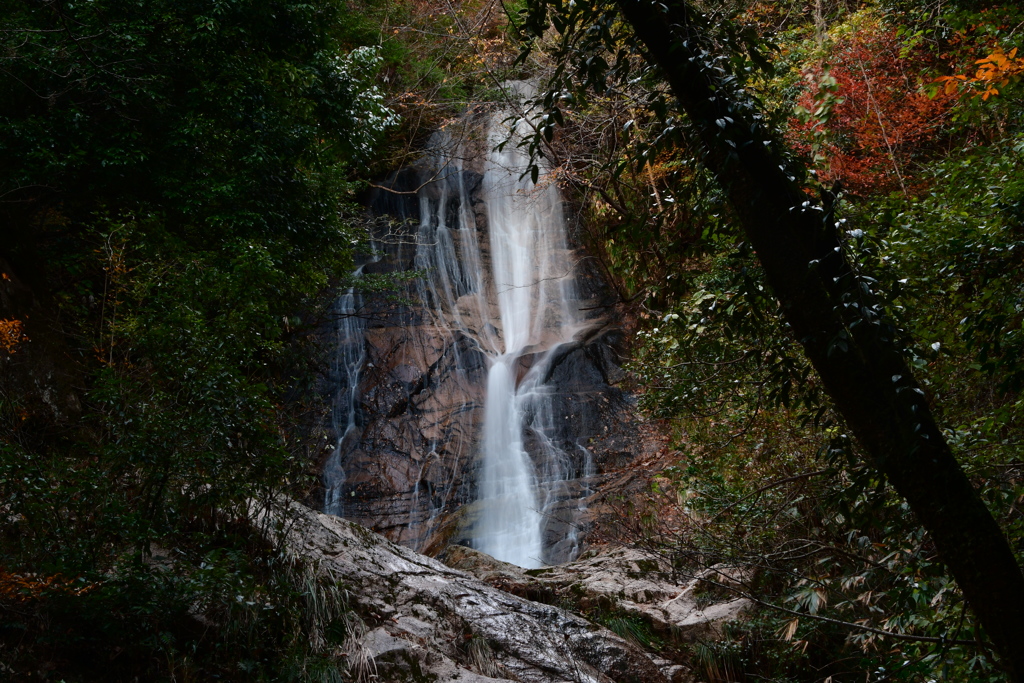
[259, 498, 668, 683]
[444, 545, 752, 647]
[256, 499, 752, 683]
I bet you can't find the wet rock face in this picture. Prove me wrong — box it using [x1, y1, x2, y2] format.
[323, 118, 640, 563]
[339, 321, 489, 549]
[260, 498, 670, 683]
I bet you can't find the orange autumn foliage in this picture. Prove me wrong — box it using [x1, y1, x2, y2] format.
[790, 22, 952, 196]
[0, 569, 96, 604]
[937, 45, 1024, 100]
[0, 318, 27, 354]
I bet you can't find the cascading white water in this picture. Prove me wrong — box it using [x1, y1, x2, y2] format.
[403, 137, 495, 543]
[471, 85, 584, 568]
[323, 268, 370, 516]
[327, 83, 594, 567]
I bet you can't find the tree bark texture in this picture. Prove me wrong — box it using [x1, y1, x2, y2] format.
[614, 0, 1024, 675]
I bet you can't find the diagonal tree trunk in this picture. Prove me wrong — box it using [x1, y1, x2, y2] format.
[613, 0, 1024, 676]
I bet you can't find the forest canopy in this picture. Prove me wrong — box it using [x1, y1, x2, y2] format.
[509, 0, 1024, 678]
[0, 0, 399, 676]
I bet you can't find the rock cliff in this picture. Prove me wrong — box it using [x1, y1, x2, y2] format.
[320, 110, 644, 564]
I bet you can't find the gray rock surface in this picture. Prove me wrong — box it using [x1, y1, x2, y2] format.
[259, 498, 670, 683]
[444, 545, 752, 643]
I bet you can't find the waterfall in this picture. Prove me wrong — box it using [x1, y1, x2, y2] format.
[403, 134, 493, 545]
[327, 84, 602, 568]
[323, 258, 375, 517]
[471, 97, 584, 568]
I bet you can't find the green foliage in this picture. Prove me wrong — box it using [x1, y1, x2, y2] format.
[690, 619, 805, 683]
[613, 406, 1006, 681]
[601, 613, 662, 650]
[365, 0, 521, 166]
[0, 0, 396, 231]
[864, 135, 1024, 391]
[515, 0, 1024, 679]
[0, 0, 398, 678]
[0, 545, 358, 681]
[629, 248, 823, 424]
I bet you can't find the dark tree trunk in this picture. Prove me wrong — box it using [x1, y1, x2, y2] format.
[614, 0, 1024, 675]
